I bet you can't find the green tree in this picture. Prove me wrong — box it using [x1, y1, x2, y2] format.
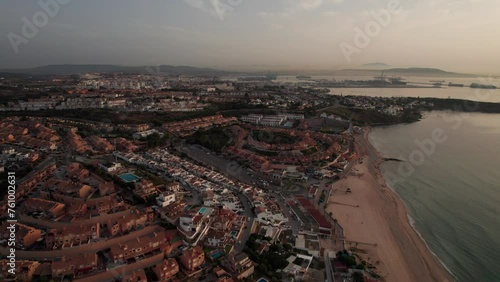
[146, 194, 157, 206]
[283, 243, 293, 252]
[353, 272, 365, 282]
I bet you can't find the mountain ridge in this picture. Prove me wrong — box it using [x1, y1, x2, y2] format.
[336, 67, 475, 77]
[0, 64, 478, 78]
[0, 64, 232, 76]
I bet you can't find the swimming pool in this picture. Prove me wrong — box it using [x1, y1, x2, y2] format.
[118, 173, 141, 183]
[230, 230, 238, 237]
[211, 251, 224, 259]
[199, 207, 206, 214]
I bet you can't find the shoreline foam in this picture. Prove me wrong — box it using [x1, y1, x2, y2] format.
[366, 127, 456, 282]
[383, 164, 457, 281]
[326, 127, 454, 282]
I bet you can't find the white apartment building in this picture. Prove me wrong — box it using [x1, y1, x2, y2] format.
[240, 114, 263, 124]
[156, 192, 176, 208]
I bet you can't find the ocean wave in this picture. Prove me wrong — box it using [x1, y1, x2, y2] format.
[407, 214, 457, 281]
[383, 171, 457, 281]
[370, 125, 459, 281]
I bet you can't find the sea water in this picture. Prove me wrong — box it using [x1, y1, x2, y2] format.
[369, 111, 500, 282]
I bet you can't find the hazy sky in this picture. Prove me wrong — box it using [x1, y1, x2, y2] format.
[1, 0, 499, 73]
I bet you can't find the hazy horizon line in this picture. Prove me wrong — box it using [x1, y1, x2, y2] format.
[2, 63, 497, 76]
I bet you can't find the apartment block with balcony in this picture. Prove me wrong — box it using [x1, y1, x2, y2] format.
[45, 223, 100, 249]
[179, 246, 205, 272]
[153, 258, 179, 282]
[51, 254, 98, 278]
[156, 191, 176, 208]
[109, 231, 169, 264]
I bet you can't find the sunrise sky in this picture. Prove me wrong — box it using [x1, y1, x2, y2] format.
[1, 0, 499, 74]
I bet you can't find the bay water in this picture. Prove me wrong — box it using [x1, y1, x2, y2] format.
[369, 111, 500, 282]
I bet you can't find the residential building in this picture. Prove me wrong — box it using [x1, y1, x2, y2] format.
[22, 198, 65, 218]
[65, 162, 90, 180]
[0, 260, 39, 282]
[67, 203, 88, 218]
[45, 223, 100, 249]
[0, 222, 42, 249]
[133, 129, 164, 140]
[222, 253, 255, 280]
[255, 205, 288, 227]
[109, 231, 169, 264]
[179, 246, 205, 271]
[259, 115, 286, 127]
[9, 159, 56, 200]
[240, 114, 263, 124]
[99, 162, 122, 173]
[107, 209, 150, 236]
[178, 207, 213, 241]
[294, 233, 321, 257]
[51, 254, 98, 278]
[284, 114, 305, 120]
[87, 135, 114, 153]
[134, 179, 158, 200]
[43, 178, 94, 198]
[153, 258, 179, 282]
[165, 182, 181, 192]
[122, 270, 148, 282]
[156, 191, 176, 208]
[98, 181, 116, 196]
[67, 131, 89, 154]
[282, 254, 313, 280]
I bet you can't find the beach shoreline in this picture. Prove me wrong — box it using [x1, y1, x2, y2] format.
[326, 127, 454, 282]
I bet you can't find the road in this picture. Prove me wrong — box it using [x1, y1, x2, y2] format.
[0, 225, 164, 260]
[236, 217, 254, 253]
[181, 145, 261, 252]
[235, 192, 255, 252]
[271, 191, 302, 234]
[324, 252, 334, 282]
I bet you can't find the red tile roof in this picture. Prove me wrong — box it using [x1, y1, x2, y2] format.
[295, 195, 331, 229]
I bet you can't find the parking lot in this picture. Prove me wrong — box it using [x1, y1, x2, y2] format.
[181, 145, 274, 189]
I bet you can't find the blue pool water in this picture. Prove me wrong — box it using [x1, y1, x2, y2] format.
[211, 251, 224, 259]
[118, 173, 141, 183]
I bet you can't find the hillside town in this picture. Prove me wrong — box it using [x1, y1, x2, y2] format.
[0, 72, 433, 282]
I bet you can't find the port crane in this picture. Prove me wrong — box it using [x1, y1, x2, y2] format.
[374, 71, 386, 82]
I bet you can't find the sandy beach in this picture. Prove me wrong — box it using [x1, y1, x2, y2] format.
[326, 128, 453, 282]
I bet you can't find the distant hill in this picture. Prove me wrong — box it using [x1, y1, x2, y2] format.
[336, 67, 475, 77]
[385, 67, 465, 75]
[360, 62, 392, 69]
[0, 64, 479, 78]
[0, 72, 34, 78]
[0, 64, 232, 76]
